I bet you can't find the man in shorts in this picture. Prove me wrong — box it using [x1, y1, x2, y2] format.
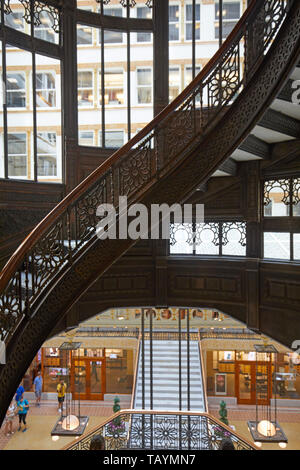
[57, 379, 66, 413]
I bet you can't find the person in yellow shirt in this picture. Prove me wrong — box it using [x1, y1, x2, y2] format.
[57, 379, 66, 413]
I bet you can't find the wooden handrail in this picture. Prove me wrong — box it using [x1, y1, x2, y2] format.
[0, 0, 260, 291]
[62, 409, 259, 450]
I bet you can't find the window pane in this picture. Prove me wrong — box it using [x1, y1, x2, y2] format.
[215, 2, 240, 20]
[36, 72, 56, 108]
[34, 10, 59, 44]
[99, 131, 124, 148]
[7, 133, 27, 177]
[294, 234, 300, 260]
[195, 224, 219, 255]
[4, 2, 26, 32]
[7, 73, 26, 108]
[222, 223, 246, 256]
[293, 178, 300, 216]
[78, 71, 93, 107]
[264, 180, 290, 217]
[169, 5, 179, 41]
[170, 224, 194, 254]
[264, 232, 290, 260]
[186, 4, 200, 22]
[79, 131, 94, 147]
[77, 24, 93, 45]
[37, 132, 57, 177]
[104, 69, 124, 105]
[169, 67, 180, 101]
[137, 7, 152, 42]
[137, 68, 151, 86]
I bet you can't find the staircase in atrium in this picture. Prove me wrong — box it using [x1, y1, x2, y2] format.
[1, 0, 300, 427]
[133, 338, 206, 412]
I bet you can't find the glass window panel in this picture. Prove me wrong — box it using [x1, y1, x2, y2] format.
[4, 2, 25, 32]
[36, 72, 56, 108]
[185, 66, 201, 86]
[264, 232, 290, 260]
[99, 130, 124, 148]
[7, 133, 27, 177]
[294, 234, 300, 260]
[222, 225, 246, 256]
[103, 69, 124, 106]
[34, 10, 59, 44]
[7, 72, 26, 108]
[215, 1, 240, 20]
[78, 71, 94, 107]
[79, 131, 94, 146]
[77, 23, 93, 45]
[6, 46, 33, 179]
[36, 55, 61, 182]
[195, 224, 219, 255]
[137, 7, 152, 43]
[137, 68, 152, 104]
[293, 179, 300, 216]
[264, 182, 289, 217]
[170, 224, 194, 254]
[169, 67, 180, 102]
[185, 4, 200, 41]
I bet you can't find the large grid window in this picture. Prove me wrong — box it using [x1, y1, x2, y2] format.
[185, 4, 201, 41]
[7, 133, 27, 178]
[215, 1, 241, 39]
[137, 68, 152, 104]
[169, 5, 180, 42]
[78, 71, 94, 107]
[170, 222, 247, 256]
[36, 72, 56, 108]
[263, 178, 300, 260]
[7, 72, 26, 108]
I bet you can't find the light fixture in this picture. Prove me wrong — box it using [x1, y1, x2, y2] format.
[52, 435, 59, 442]
[254, 441, 262, 448]
[62, 415, 80, 431]
[257, 420, 276, 437]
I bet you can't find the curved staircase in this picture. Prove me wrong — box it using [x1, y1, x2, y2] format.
[1, 0, 300, 425]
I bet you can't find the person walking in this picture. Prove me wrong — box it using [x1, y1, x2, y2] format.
[57, 379, 66, 413]
[33, 372, 43, 407]
[17, 396, 29, 432]
[4, 400, 16, 436]
[15, 383, 24, 403]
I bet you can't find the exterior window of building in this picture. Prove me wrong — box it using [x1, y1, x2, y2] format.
[185, 65, 201, 86]
[77, 7, 93, 45]
[7, 132, 27, 178]
[169, 66, 181, 102]
[294, 234, 300, 260]
[185, 4, 201, 41]
[99, 130, 124, 148]
[36, 72, 56, 108]
[264, 178, 300, 217]
[4, 8, 25, 32]
[34, 11, 59, 44]
[7, 72, 26, 108]
[215, 1, 241, 39]
[137, 7, 152, 43]
[170, 222, 247, 256]
[78, 71, 94, 107]
[137, 68, 152, 104]
[169, 5, 180, 42]
[79, 131, 94, 146]
[103, 69, 124, 106]
[263, 232, 290, 260]
[37, 132, 57, 177]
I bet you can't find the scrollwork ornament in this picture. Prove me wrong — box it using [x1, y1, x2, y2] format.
[264, 179, 290, 206]
[3, 0, 12, 15]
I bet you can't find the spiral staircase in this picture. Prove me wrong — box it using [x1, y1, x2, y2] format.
[1, 0, 300, 426]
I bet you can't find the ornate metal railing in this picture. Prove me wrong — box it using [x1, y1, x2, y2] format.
[0, 0, 292, 344]
[63, 410, 258, 450]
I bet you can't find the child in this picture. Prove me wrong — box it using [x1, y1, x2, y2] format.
[17, 396, 29, 432]
[4, 401, 16, 436]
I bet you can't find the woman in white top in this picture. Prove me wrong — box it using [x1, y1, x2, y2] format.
[4, 401, 16, 436]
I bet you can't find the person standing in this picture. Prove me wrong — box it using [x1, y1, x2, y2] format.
[33, 372, 43, 407]
[17, 396, 29, 432]
[4, 401, 16, 436]
[57, 379, 66, 413]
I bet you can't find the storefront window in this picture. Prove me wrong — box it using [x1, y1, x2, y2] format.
[105, 349, 134, 394]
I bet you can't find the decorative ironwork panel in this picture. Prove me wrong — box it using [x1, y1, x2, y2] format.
[292, 177, 300, 205]
[4, 0, 62, 34]
[264, 179, 290, 206]
[222, 222, 247, 247]
[195, 223, 220, 247]
[0, 271, 23, 342]
[170, 223, 194, 247]
[3, 0, 12, 15]
[95, 0, 152, 7]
